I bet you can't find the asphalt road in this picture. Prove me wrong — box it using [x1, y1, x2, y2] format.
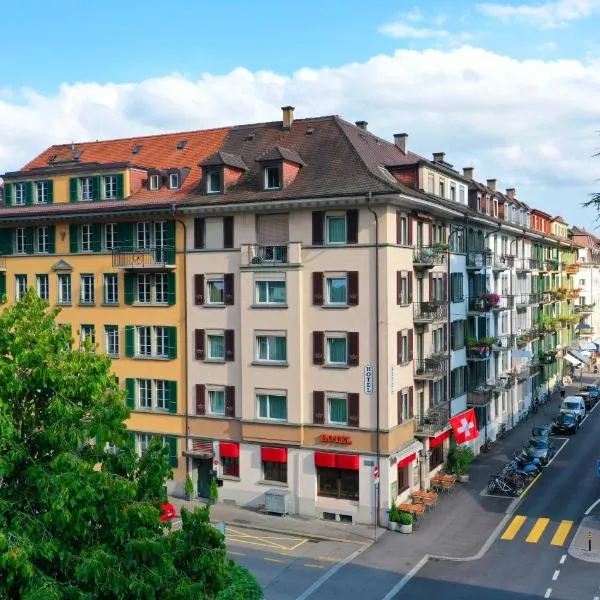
[394, 398, 600, 600]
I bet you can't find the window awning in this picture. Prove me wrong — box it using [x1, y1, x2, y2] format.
[398, 453, 416, 469]
[314, 451, 359, 470]
[430, 430, 451, 449]
[261, 447, 287, 463]
[566, 350, 590, 366]
[219, 442, 239, 458]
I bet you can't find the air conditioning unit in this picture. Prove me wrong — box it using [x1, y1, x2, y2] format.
[264, 489, 291, 516]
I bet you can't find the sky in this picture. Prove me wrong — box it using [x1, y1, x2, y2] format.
[2, 0, 600, 225]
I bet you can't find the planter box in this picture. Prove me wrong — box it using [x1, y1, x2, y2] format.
[458, 474, 469, 483]
[400, 524, 413, 534]
[388, 521, 401, 532]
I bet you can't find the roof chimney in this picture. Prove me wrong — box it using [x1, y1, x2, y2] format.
[355, 120, 368, 131]
[506, 188, 516, 200]
[487, 179, 497, 192]
[463, 167, 474, 179]
[394, 133, 408, 153]
[432, 152, 445, 163]
[281, 106, 295, 129]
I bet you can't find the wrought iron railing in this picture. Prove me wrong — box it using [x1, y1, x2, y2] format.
[413, 301, 447, 322]
[492, 335, 516, 351]
[112, 246, 175, 268]
[414, 404, 450, 435]
[466, 251, 492, 270]
[467, 386, 493, 406]
[413, 245, 446, 267]
[414, 357, 447, 379]
[491, 254, 515, 269]
[248, 244, 289, 264]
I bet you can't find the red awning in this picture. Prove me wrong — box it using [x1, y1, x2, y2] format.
[315, 451, 336, 468]
[430, 430, 451, 449]
[219, 442, 239, 458]
[398, 453, 416, 469]
[261, 447, 287, 463]
[335, 454, 360, 471]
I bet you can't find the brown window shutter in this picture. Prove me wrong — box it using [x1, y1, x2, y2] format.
[443, 324, 448, 351]
[225, 386, 235, 417]
[442, 273, 448, 301]
[408, 272, 413, 303]
[193, 218, 205, 249]
[396, 211, 402, 245]
[348, 271, 359, 306]
[348, 393, 360, 427]
[397, 331, 402, 365]
[223, 216, 234, 249]
[407, 215, 413, 246]
[396, 271, 402, 305]
[313, 391, 325, 424]
[312, 272, 324, 306]
[347, 332, 359, 366]
[195, 384, 206, 415]
[224, 273, 234, 305]
[397, 391, 403, 424]
[313, 331, 324, 365]
[347, 209, 359, 244]
[429, 273, 434, 301]
[225, 329, 235, 361]
[312, 211, 324, 245]
[409, 386, 414, 418]
[194, 329, 205, 361]
[194, 274, 205, 305]
[408, 329, 414, 361]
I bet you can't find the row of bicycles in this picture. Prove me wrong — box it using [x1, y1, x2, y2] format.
[487, 451, 543, 496]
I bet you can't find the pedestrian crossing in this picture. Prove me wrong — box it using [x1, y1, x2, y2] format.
[500, 515, 574, 546]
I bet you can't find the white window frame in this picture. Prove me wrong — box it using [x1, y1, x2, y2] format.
[400, 330, 409, 364]
[206, 277, 225, 305]
[149, 174, 160, 190]
[15, 274, 27, 300]
[136, 273, 152, 303]
[80, 324, 96, 347]
[156, 380, 169, 411]
[155, 326, 169, 358]
[104, 325, 119, 357]
[398, 214, 408, 245]
[104, 175, 117, 200]
[58, 273, 71, 304]
[104, 223, 117, 251]
[256, 392, 287, 421]
[400, 272, 409, 304]
[138, 379, 152, 409]
[207, 170, 222, 194]
[428, 173, 435, 193]
[449, 182, 456, 202]
[169, 173, 180, 189]
[325, 274, 348, 306]
[36, 274, 49, 301]
[459, 185, 465, 204]
[264, 166, 281, 190]
[36, 226, 49, 253]
[137, 326, 152, 356]
[81, 177, 94, 201]
[439, 179, 445, 198]
[14, 183, 26, 205]
[137, 432, 152, 455]
[136, 222, 151, 249]
[400, 388, 410, 421]
[255, 334, 287, 363]
[80, 274, 95, 305]
[206, 332, 225, 361]
[103, 273, 118, 304]
[15, 228, 26, 254]
[208, 388, 226, 415]
[81, 224, 93, 252]
[325, 333, 348, 366]
[36, 181, 49, 204]
[327, 394, 348, 425]
[255, 279, 286, 305]
[155, 273, 168, 304]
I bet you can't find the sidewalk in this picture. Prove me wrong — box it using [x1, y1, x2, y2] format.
[568, 515, 600, 563]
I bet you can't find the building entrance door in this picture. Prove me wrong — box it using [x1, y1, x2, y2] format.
[195, 458, 213, 499]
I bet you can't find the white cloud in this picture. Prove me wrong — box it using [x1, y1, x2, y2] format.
[477, 0, 600, 28]
[378, 22, 451, 39]
[2, 46, 600, 223]
[538, 40, 559, 51]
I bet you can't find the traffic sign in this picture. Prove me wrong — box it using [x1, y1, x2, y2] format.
[373, 466, 379, 484]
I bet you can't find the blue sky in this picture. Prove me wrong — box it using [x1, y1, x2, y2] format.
[2, 0, 600, 224]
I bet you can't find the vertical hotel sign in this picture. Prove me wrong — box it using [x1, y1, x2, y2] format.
[364, 365, 374, 395]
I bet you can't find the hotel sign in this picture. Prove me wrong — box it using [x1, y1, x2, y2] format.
[566, 264, 580, 273]
[320, 433, 352, 445]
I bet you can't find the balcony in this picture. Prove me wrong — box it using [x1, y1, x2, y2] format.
[467, 293, 502, 314]
[495, 295, 515, 310]
[240, 243, 301, 268]
[492, 335, 516, 351]
[414, 402, 450, 436]
[413, 301, 447, 324]
[516, 258, 533, 273]
[515, 366, 530, 381]
[413, 245, 446, 269]
[575, 304, 595, 315]
[112, 246, 175, 270]
[414, 356, 447, 380]
[529, 292, 543, 305]
[491, 254, 515, 271]
[467, 385, 493, 407]
[546, 259, 560, 272]
[515, 294, 530, 308]
[493, 374, 516, 392]
[466, 251, 492, 270]
[467, 344, 491, 361]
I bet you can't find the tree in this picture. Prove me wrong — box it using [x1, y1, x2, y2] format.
[0, 291, 262, 600]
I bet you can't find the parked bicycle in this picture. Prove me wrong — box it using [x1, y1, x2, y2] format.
[487, 474, 521, 496]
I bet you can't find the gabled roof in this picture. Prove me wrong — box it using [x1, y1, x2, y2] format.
[256, 145, 305, 166]
[199, 151, 248, 171]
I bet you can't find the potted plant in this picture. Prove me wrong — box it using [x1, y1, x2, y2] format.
[433, 242, 450, 252]
[209, 477, 219, 505]
[388, 503, 401, 531]
[184, 474, 195, 501]
[448, 445, 475, 483]
[399, 511, 413, 534]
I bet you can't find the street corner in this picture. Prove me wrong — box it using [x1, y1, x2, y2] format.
[567, 515, 600, 563]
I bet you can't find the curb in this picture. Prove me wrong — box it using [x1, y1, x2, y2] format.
[568, 516, 600, 564]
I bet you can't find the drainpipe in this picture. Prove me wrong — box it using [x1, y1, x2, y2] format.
[172, 205, 190, 483]
[366, 192, 380, 543]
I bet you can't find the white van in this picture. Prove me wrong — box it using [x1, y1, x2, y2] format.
[559, 396, 586, 422]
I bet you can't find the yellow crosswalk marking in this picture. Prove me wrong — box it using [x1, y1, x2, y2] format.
[526, 517, 550, 543]
[501, 515, 527, 540]
[550, 520, 573, 546]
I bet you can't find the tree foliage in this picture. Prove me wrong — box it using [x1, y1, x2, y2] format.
[0, 291, 262, 599]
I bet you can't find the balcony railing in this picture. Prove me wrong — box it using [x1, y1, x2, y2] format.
[492, 335, 516, 351]
[515, 294, 530, 307]
[413, 301, 447, 323]
[112, 246, 175, 269]
[493, 374, 516, 391]
[529, 292, 543, 305]
[516, 258, 533, 272]
[467, 345, 491, 361]
[516, 366, 530, 381]
[414, 403, 450, 436]
[241, 243, 301, 267]
[414, 356, 447, 380]
[575, 304, 595, 314]
[413, 245, 446, 268]
[491, 254, 515, 270]
[466, 251, 492, 270]
[546, 259, 560, 272]
[468, 295, 504, 313]
[467, 386, 493, 407]
[495, 295, 515, 310]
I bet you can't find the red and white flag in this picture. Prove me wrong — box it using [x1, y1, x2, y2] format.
[449, 408, 479, 444]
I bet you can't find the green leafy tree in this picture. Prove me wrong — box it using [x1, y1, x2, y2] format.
[0, 291, 262, 600]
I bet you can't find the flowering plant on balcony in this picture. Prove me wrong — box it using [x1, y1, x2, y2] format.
[467, 337, 492, 358]
[478, 292, 500, 311]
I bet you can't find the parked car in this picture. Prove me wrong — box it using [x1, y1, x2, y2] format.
[559, 396, 586, 422]
[576, 392, 595, 411]
[522, 436, 555, 465]
[531, 425, 552, 438]
[552, 412, 579, 434]
[159, 502, 176, 522]
[579, 385, 599, 410]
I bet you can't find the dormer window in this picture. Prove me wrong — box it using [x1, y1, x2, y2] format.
[265, 166, 281, 190]
[14, 183, 26, 205]
[206, 170, 222, 194]
[149, 174, 160, 190]
[169, 173, 180, 190]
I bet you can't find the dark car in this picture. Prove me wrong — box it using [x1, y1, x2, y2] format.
[552, 412, 579, 434]
[579, 385, 599, 410]
[531, 425, 552, 438]
[521, 436, 555, 465]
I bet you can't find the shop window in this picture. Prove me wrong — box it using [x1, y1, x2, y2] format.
[430, 445, 444, 470]
[222, 456, 239, 477]
[316, 467, 359, 500]
[263, 461, 287, 483]
[398, 465, 410, 493]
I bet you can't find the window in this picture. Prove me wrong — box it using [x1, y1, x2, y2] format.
[169, 173, 180, 189]
[451, 273, 464, 303]
[135, 379, 172, 412]
[450, 183, 456, 202]
[207, 333, 225, 360]
[104, 223, 117, 251]
[263, 460, 287, 484]
[255, 280, 286, 304]
[326, 275, 347, 305]
[327, 395, 348, 425]
[147, 174, 159, 191]
[81, 177, 94, 201]
[439, 179, 445, 198]
[430, 445, 444, 470]
[222, 456, 239, 477]
[136, 273, 151, 303]
[58, 274, 71, 304]
[317, 467, 359, 500]
[137, 327, 152, 356]
[155, 326, 169, 357]
[207, 170, 222, 193]
[35, 227, 49, 253]
[256, 334, 287, 363]
[138, 379, 152, 408]
[326, 335, 347, 366]
[428, 173, 435, 193]
[156, 380, 169, 411]
[15, 228, 26, 254]
[104, 176, 117, 200]
[36, 181, 49, 204]
[451, 320, 466, 351]
[105, 325, 119, 357]
[14, 183, 26, 205]
[81, 324, 95, 347]
[136, 273, 168, 304]
[206, 278, 224, 304]
[399, 388, 410, 422]
[36, 274, 49, 301]
[398, 272, 409, 305]
[137, 433, 153, 455]
[136, 222, 151, 249]
[399, 331, 409, 364]
[257, 393, 287, 421]
[265, 166, 281, 190]
[493, 198, 499, 218]
[450, 366, 467, 398]
[397, 214, 408, 245]
[103, 273, 118, 304]
[208, 389, 225, 415]
[398, 464, 410, 493]
[15, 275, 27, 300]
[325, 214, 347, 244]
[81, 224, 93, 252]
[80, 274, 95, 305]
[459, 185, 466, 204]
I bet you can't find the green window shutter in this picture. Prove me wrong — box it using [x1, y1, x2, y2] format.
[125, 325, 134, 357]
[166, 436, 178, 467]
[168, 327, 177, 359]
[91, 223, 102, 252]
[168, 381, 177, 414]
[116, 174, 124, 199]
[3, 183, 12, 206]
[25, 228, 34, 254]
[0, 274, 6, 300]
[48, 226, 56, 254]
[129, 431, 136, 449]
[125, 378, 135, 409]
[69, 178, 79, 203]
[117, 222, 134, 248]
[0, 229, 13, 255]
[69, 225, 79, 253]
[92, 176, 101, 201]
[165, 220, 176, 264]
[124, 273, 134, 305]
[167, 272, 176, 306]
[47, 180, 54, 204]
[25, 182, 34, 205]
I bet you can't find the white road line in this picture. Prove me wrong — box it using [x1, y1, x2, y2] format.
[544, 587, 552, 598]
[559, 554, 566, 564]
[585, 496, 600, 515]
[552, 570, 559, 581]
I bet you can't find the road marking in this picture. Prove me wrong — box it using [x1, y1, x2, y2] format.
[544, 588, 552, 598]
[318, 556, 342, 563]
[264, 557, 285, 564]
[585, 496, 600, 515]
[552, 570, 559, 581]
[227, 550, 246, 556]
[501, 515, 527, 540]
[526, 517, 550, 543]
[303, 563, 324, 569]
[226, 527, 307, 551]
[559, 554, 566, 564]
[550, 521, 573, 546]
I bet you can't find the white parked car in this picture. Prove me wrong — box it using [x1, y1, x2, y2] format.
[559, 397, 586, 422]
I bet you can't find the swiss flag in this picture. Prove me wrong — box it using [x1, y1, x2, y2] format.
[449, 408, 479, 444]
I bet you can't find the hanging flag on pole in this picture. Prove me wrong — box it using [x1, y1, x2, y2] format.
[449, 408, 479, 444]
